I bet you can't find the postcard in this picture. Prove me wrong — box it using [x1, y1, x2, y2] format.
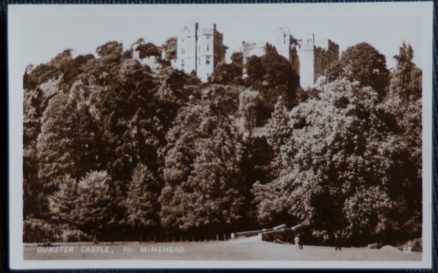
[8, 2, 434, 269]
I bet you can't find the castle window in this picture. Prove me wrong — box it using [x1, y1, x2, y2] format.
[206, 56, 210, 65]
[207, 44, 210, 51]
[181, 60, 185, 67]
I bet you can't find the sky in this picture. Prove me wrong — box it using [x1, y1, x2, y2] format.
[9, 3, 431, 74]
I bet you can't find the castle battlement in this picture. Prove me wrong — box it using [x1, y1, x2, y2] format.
[170, 23, 338, 86]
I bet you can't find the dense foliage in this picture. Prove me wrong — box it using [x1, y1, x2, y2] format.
[162, 37, 177, 60]
[135, 43, 161, 58]
[242, 44, 300, 125]
[245, 44, 300, 107]
[23, 40, 421, 246]
[24, 218, 95, 243]
[325, 42, 390, 96]
[160, 92, 247, 232]
[253, 43, 422, 245]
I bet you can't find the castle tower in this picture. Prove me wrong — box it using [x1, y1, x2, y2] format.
[275, 27, 302, 82]
[197, 24, 226, 82]
[173, 23, 226, 82]
[292, 33, 340, 89]
[175, 22, 199, 75]
[297, 33, 316, 89]
[275, 27, 293, 60]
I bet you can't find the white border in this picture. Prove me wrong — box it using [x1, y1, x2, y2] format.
[8, 2, 434, 269]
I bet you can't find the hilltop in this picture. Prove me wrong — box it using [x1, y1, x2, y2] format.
[24, 40, 422, 249]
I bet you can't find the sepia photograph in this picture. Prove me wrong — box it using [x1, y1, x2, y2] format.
[8, 2, 433, 269]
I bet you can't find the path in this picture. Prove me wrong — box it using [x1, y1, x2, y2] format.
[24, 236, 421, 261]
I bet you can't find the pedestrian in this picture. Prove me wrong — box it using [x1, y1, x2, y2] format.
[334, 233, 342, 251]
[294, 234, 300, 250]
[299, 234, 304, 250]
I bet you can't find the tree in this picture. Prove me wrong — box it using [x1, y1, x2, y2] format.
[239, 135, 273, 227]
[326, 42, 389, 95]
[162, 37, 177, 60]
[71, 171, 118, 239]
[88, 42, 196, 185]
[266, 96, 291, 174]
[79, 47, 195, 236]
[231, 52, 243, 68]
[49, 174, 79, 225]
[49, 171, 123, 240]
[210, 52, 244, 84]
[135, 43, 161, 59]
[23, 40, 199, 238]
[386, 43, 422, 106]
[48, 49, 74, 69]
[245, 55, 264, 82]
[262, 44, 299, 93]
[378, 43, 422, 240]
[253, 78, 412, 244]
[160, 95, 246, 232]
[23, 88, 44, 218]
[210, 62, 242, 84]
[96, 41, 123, 57]
[126, 163, 161, 233]
[343, 185, 395, 244]
[96, 41, 124, 66]
[23, 53, 91, 219]
[36, 84, 100, 195]
[244, 45, 299, 113]
[91, 57, 161, 182]
[36, 93, 78, 193]
[68, 80, 102, 176]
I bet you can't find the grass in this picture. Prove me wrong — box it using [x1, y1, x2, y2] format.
[24, 236, 421, 261]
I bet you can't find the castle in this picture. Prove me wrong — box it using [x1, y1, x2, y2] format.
[290, 32, 339, 88]
[171, 22, 227, 82]
[170, 23, 339, 88]
[242, 27, 339, 88]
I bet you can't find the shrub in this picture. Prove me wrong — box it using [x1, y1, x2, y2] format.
[23, 218, 94, 242]
[60, 226, 95, 242]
